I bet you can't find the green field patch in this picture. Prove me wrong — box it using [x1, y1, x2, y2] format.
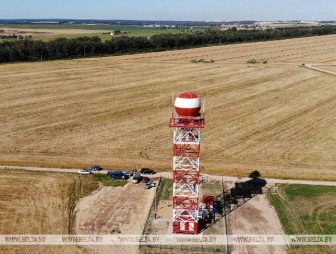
[158, 178, 173, 200]
[268, 184, 336, 253]
[92, 173, 128, 187]
[284, 184, 336, 200]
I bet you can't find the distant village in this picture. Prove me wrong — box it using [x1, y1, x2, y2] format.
[135, 20, 336, 31]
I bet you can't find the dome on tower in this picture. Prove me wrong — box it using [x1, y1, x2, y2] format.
[174, 91, 201, 117]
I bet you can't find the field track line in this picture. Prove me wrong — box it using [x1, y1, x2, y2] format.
[305, 64, 336, 76]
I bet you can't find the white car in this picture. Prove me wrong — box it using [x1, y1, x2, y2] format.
[78, 169, 92, 175]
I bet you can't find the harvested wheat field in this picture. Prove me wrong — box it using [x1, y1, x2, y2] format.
[0, 169, 88, 254]
[0, 35, 336, 180]
[116, 34, 336, 64]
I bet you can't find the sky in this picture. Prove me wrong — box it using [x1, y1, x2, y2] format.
[1, 0, 335, 21]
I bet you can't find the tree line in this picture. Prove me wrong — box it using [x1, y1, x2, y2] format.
[1, 26, 335, 63]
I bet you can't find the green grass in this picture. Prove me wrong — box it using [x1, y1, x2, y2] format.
[0, 24, 205, 41]
[267, 184, 336, 254]
[29, 33, 110, 42]
[158, 179, 173, 200]
[201, 182, 223, 197]
[93, 173, 128, 187]
[267, 190, 293, 233]
[283, 185, 336, 200]
[31, 29, 200, 41]
[67, 174, 99, 233]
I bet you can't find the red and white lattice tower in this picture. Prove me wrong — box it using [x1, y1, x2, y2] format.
[169, 91, 205, 234]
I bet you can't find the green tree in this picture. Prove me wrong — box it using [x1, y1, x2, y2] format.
[249, 170, 261, 180]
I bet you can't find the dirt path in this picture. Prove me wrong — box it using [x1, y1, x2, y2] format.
[1, 165, 336, 186]
[158, 171, 336, 186]
[228, 190, 287, 254]
[305, 64, 336, 76]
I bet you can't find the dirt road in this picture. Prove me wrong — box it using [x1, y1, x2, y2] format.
[305, 64, 336, 76]
[229, 192, 286, 254]
[1, 165, 336, 186]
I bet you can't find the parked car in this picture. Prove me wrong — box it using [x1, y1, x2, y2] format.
[89, 165, 103, 171]
[123, 171, 134, 177]
[140, 168, 156, 174]
[142, 176, 150, 183]
[107, 170, 129, 180]
[144, 180, 156, 189]
[144, 182, 152, 189]
[132, 173, 142, 184]
[78, 169, 92, 175]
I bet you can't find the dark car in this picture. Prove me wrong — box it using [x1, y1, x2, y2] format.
[144, 182, 152, 189]
[107, 170, 129, 180]
[144, 180, 156, 189]
[132, 173, 142, 184]
[140, 168, 156, 174]
[89, 165, 103, 171]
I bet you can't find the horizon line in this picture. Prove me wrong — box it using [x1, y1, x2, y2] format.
[0, 18, 335, 23]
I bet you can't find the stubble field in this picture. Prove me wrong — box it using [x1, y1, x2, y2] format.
[1, 34, 336, 180]
[0, 169, 89, 254]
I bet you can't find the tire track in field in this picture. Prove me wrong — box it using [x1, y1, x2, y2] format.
[223, 94, 336, 150]
[203, 71, 316, 139]
[305, 64, 336, 76]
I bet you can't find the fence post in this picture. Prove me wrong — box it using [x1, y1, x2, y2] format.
[223, 177, 230, 254]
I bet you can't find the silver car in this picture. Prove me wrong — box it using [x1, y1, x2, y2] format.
[78, 169, 92, 175]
